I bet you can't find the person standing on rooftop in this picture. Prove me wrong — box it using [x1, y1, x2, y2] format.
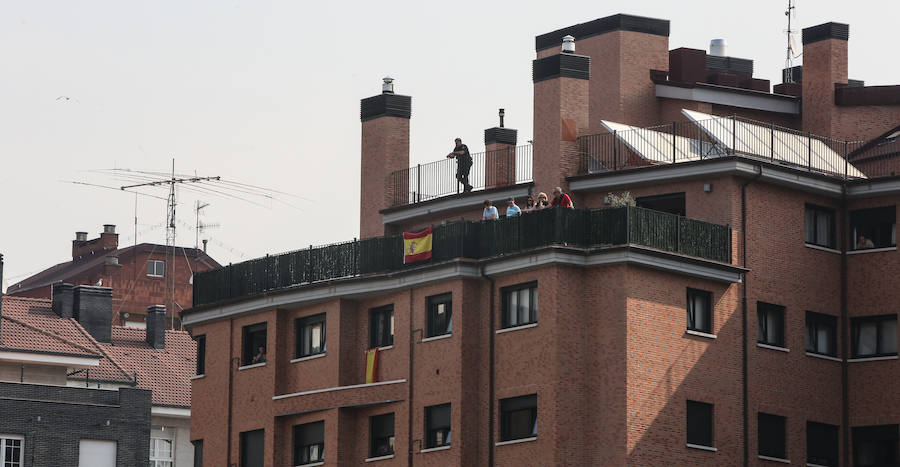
[506, 198, 521, 217]
[551, 187, 574, 209]
[447, 137, 473, 193]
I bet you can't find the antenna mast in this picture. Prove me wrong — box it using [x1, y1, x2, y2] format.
[784, 0, 797, 82]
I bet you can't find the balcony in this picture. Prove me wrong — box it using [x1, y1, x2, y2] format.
[192, 206, 732, 307]
[388, 145, 533, 207]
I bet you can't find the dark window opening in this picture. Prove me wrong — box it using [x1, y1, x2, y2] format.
[500, 394, 538, 442]
[195, 335, 206, 375]
[687, 288, 712, 334]
[296, 314, 326, 358]
[806, 312, 837, 357]
[240, 429, 264, 467]
[370, 413, 395, 458]
[425, 404, 451, 448]
[687, 400, 714, 447]
[807, 421, 839, 467]
[501, 282, 538, 329]
[852, 315, 898, 358]
[242, 323, 267, 366]
[426, 293, 452, 338]
[636, 192, 686, 216]
[758, 412, 787, 459]
[758, 302, 786, 347]
[370, 305, 394, 348]
[853, 424, 899, 467]
[805, 204, 836, 249]
[293, 421, 324, 465]
[851, 206, 896, 250]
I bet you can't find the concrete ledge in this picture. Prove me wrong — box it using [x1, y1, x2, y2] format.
[495, 436, 538, 446]
[273, 379, 407, 401]
[758, 454, 791, 464]
[847, 246, 896, 255]
[757, 343, 790, 353]
[382, 184, 533, 225]
[364, 454, 395, 462]
[657, 83, 800, 114]
[189, 374, 206, 380]
[421, 334, 452, 343]
[496, 323, 538, 334]
[804, 243, 841, 255]
[686, 443, 717, 452]
[419, 445, 451, 454]
[848, 355, 899, 363]
[685, 330, 717, 340]
[237, 362, 266, 371]
[805, 352, 841, 362]
[291, 353, 327, 364]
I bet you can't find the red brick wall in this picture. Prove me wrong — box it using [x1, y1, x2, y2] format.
[533, 74, 589, 195]
[361, 116, 410, 239]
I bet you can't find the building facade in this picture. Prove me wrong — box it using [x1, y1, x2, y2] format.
[184, 13, 900, 467]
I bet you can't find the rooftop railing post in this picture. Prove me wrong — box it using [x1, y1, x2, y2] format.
[770, 122, 775, 161]
[613, 131, 618, 171]
[808, 132, 812, 171]
[672, 121, 677, 164]
[844, 141, 849, 179]
[416, 164, 422, 202]
[731, 116, 736, 155]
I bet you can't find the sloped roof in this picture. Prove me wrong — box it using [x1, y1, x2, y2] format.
[0, 296, 102, 359]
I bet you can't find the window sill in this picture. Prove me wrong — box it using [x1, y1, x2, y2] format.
[848, 355, 899, 363]
[377, 345, 393, 351]
[804, 243, 840, 255]
[291, 353, 326, 364]
[757, 343, 789, 353]
[805, 352, 841, 362]
[807, 463, 831, 467]
[847, 246, 896, 255]
[758, 454, 790, 463]
[421, 334, 452, 343]
[419, 445, 451, 453]
[686, 443, 717, 452]
[685, 330, 717, 340]
[294, 462, 324, 467]
[237, 362, 267, 371]
[364, 454, 395, 462]
[495, 436, 537, 446]
[189, 374, 206, 380]
[496, 323, 538, 334]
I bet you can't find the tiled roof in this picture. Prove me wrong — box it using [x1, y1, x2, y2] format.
[0, 296, 101, 358]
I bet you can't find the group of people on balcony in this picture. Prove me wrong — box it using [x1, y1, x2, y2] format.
[482, 187, 574, 221]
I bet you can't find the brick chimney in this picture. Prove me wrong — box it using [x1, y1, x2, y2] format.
[360, 77, 411, 238]
[484, 109, 518, 190]
[52, 283, 76, 319]
[145, 305, 166, 349]
[801, 22, 849, 138]
[72, 225, 119, 260]
[73, 285, 113, 343]
[536, 13, 669, 131]
[532, 35, 590, 194]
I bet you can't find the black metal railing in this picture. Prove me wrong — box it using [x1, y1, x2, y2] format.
[388, 145, 533, 207]
[577, 116, 900, 180]
[193, 206, 732, 307]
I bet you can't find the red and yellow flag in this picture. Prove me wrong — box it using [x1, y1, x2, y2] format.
[365, 348, 379, 384]
[403, 227, 433, 264]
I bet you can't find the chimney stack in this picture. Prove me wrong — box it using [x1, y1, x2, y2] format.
[484, 109, 518, 189]
[52, 283, 76, 319]
[99, 224, 119, 251]
[801, 22, 849, 138]
[360, 77, 411, 238]
[73, 285, 113, 343]
[145, 305, 166, 349]
[75, 232, 88, 242]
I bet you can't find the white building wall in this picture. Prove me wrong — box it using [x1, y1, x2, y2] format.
[152, 414, 192, 466]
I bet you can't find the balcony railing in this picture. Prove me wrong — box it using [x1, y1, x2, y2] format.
[388, 145, 533, 207]
[577, 115, 900, 180]
[193, 206, 732, 307]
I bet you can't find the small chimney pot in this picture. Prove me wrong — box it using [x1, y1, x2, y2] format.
[75, 232, 88, 242]
[382, 76, 394, 94]
[709, 39, 728, 57]
[145, 305, 166, 349]
[103, 224, 116, 234]
[561, 35, 576, 54]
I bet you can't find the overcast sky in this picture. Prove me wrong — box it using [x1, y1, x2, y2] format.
[1, 0, 897, 288]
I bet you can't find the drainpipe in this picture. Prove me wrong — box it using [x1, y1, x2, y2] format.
[227, 320, 236, 467]
[840, 188, 849, 467]
[482, 266, 496, 467]
[740, 165, 762, 467]
[407, 288, 415, 467]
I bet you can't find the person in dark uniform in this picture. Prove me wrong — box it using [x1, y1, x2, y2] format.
[447, 137, 473, 193]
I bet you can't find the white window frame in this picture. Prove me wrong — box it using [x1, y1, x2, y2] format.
[150, 426, 175, 467]
[147, 260, 166, 277]
[0, 435, 24, 467]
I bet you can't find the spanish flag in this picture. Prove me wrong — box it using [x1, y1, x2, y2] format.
[403, 226, 433, 264]
[365, 348, 379, 384]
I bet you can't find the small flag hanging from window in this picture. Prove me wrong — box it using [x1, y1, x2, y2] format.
[365, 348, 379, 384]
[403, 227, 433, 264]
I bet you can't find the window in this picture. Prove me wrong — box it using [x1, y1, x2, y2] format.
[425, 404, 451, 448]
[854, 425, 899, 467]
[757, 302, 785, 347]
[852, 315, 898, 358]
[296, 314, 326, 358]
[686, 400, 714, 448]
[370, 413, 395, 458]
[805, 204, 836, 249]
[195, 335, 206, 375]
[501, 282, 538, 328]
[240, 430, 264, 467]
[758, 412, 787, 460]
[192, 440, 203, 467]
[242, 323, 267, 366]
[0, 436, 23, 467]
[147, 260, 166, 277]
[687, 288, 712, 334]
[293, 421, 324, 466]
[500, 394, 538, 442]
[807, 421, 838, 466]
[851, 206, 896, 250]
[150, 426, 174, 467]
[79, 439, 116, 467]
[806, 312, 837, 357]
[370, 305, 394, 348]
[426, 293, 452, 338]
[636, 192, 686, 216]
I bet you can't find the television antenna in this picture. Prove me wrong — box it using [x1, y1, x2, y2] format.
[784, 0, 800, 83]
[194, 201, 221, 250]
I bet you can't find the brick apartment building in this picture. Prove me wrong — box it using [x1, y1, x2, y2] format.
[183, 13, 900, 467]
[8, 224, 220, 329]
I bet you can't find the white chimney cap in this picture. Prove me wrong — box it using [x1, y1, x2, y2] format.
[382, 76, 394, 94]
[562, 35, 576, 53]
[709, 39, 728, 57]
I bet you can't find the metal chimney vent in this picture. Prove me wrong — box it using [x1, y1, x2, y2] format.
[709, 39, 728, 57]
[562, 35, 576, 53]
[382, 76, 394, 94]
